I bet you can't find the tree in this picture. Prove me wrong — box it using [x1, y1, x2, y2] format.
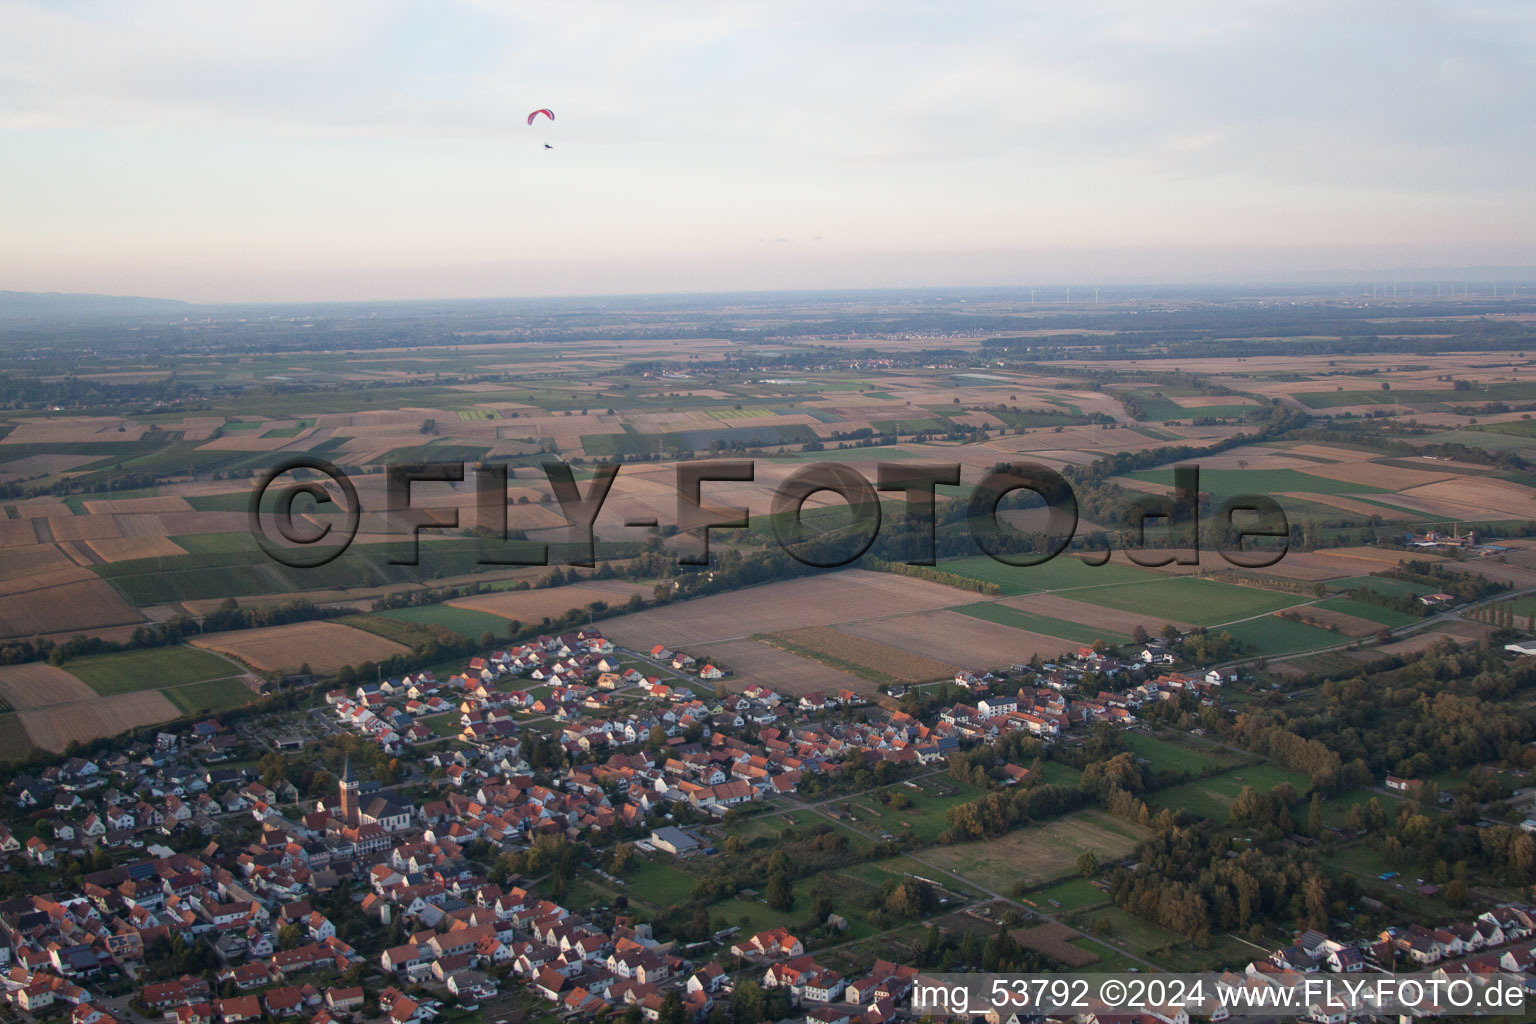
[1076, 851, 1099, 878]
[765, 872, 793, 912]
[1307, 792, 1323, 836]
[733, 980, 765, 1024]
[259, 752, 289, 788]
[1131, 624, 1149, 645]
[277, 923, 303, 949]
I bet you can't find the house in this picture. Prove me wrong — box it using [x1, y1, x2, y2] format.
[1385, 776, 1422, 792]
[731, 927, 803, 959]
[650, 826, 699, 855]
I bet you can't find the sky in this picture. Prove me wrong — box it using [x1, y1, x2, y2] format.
[2, 1, 1535, 302]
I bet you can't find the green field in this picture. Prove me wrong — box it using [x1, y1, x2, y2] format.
[1038, 761, 1083, 788]
[1151, 763, 1313, 820]
[1221, 615, 1348, 656]
[1316, 596, 1419, 628]
[163, 678, 257, 715]
[1065, 905, 1185, 956]
[1023, 877, 1112, 913]
[625, 856, 699, 905]
[1065, 576, 1306, 627]
[951, 601, 1128, 646]
[1299, 382, 1536, 409]
[1328, 574, 1437, 599]
[1120, 731, 1233, 774]
[923, 810, 1148, 892]
[0, 714, 34, 763]
[373, 604, 511, 640]
[64, 646, 244, 696]
[937, 555, 1156, 596]
[866, 776, 986, 842]
[418, 711, 462, 738]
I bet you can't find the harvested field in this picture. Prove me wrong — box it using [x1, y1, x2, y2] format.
[691, 638, 874, 696]
[0, 579, 144, 638]
[85, 536, 189, 562]
[0, 542, 79, 583]
[0, 453, 97, 477]
[0, 663, 97, 710]
[1400, 478, 1536, 519]
[447, 581, 653, 622]
[1376, 621, 1492, 657]
[1000, 593, 1194, 635]
[1440, 560, 1536, 589]
[599, 569, 971, 648]
[1011, 922, 1098, 967]
[191, 620, 409, 674]
[1328, 545, 1437, 566]
[82, 495, 195, 515]
[47, 514, 122, 542]
[836, 609, 1077, 668]
[763, 626, 957, 686]
[1298, 461, 1461, 490]
[0, 520, 39, 548]
[1283, 607, 1380, 637]
[20, 691, 180, 752]
[1279, 492, 1412, 520]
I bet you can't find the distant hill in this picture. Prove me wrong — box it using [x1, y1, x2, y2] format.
[0, 290, 194, 321]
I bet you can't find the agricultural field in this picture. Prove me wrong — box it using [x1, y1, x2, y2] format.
[1021, 877, 1112, 913]
[1119, 731, 1235, 774]
[833, 609, 1081, 669]
[936, 554, 1156, 595]
[163, 678, 258, 715]
[599, 569, 970, 649]
[1150, 763, 1313, 820]
[0, 714, 35, 762]
[446, 580, 653, 625]
[763, 626, 957, 686]
[922, 810, 1149, 892]
[951, 600, 1129, 646]
[1058, 576, 1308, 628]
[1222, 615, 1350, 657]
[19, 691, 181, 753]
[62, 646, 245, 697]
[689, 637, 871, 696]
[373, 603, 513, 640]
[0, 662, 98, 710]
[191, 621, 410, 675]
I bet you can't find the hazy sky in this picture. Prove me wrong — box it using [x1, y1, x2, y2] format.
[3, 1, 1535, 301]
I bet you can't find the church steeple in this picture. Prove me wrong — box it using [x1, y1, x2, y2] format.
[338, 755, 360, 825]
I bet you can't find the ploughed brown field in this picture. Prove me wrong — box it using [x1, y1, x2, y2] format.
[690, 637, 875, 696]
[19, 691, 180, 753]
[763, 626, 957, 686]
[0, 663, 98, 710]
[1284, 607, 1382, 638]
[599, 569, 969, 648]
[835, 609, 1080, 669]
[191, 621, 409, 675]
[1010, 922, 1098, 967]
[0, 578, 144, 639]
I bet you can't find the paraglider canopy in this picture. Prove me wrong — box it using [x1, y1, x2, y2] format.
[527, 108, 554, 125]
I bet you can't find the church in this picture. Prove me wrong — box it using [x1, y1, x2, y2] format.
[320, 757, 414, 834]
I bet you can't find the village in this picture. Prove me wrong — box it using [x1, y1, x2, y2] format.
[2, 618, 1536, 1024]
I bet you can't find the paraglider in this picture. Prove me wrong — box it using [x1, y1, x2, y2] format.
[528, 108, 555, 149]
